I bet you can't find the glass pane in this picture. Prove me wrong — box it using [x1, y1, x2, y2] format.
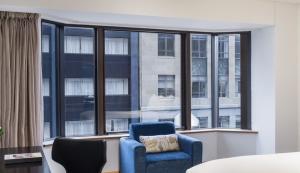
[105, 31, 181, 132]
[218, 34, 241, 128]
[42, 23, 57, 140]
[191, 34, 212, 129]
[63, 27, 96, 136]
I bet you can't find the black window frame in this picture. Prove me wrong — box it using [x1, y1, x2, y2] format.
[41, 19, 252, 140]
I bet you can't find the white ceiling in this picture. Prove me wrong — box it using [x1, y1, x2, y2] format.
[262, 0, 300, 3]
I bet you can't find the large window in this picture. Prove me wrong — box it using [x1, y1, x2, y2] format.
[217, 34, 241, 129]
[105, 31, 181, 133]
[42, 20, 251, 139]
[63, 27, 96, 137]
[191, 34, 212, 129]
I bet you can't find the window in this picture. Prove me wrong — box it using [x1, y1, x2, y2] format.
[105, 38, 129, 55]
[42, 23, 57, 140]
[219, 116, 230, 128]
[64, 36, 94, 54]
[191, 34, 212, 129]
[43, 78, 50, 97]
[235, 115, 241, 128]
[105, 31, 181, 133]
[42, 20, 251, 140]
[42, 35, 50, 53]
[158, 33, 175, 56]
[105, 78, 129, 95]
[65, 78, 94, 96]
[218, 34, 242, 129]
[191, 34, 208, 98]
[63, 27, 96, 136]
[198, 117, 208, 128]
[158, 75, 175, 97]
[192, 76, 207, 98]
[218, 36, 229, 98]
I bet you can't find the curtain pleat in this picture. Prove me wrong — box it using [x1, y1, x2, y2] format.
[0, 11, 42, 148]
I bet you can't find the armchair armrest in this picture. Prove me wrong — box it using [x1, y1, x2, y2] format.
[119, 137, 146, 173]
[177, 134, 203, 165]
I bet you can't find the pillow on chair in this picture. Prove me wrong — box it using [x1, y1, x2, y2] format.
[140, 134, 180, 153]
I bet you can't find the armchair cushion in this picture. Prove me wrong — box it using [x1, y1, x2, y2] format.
[146, 151, 192, 173]
[130, 122, 175, 142]
[146, 151, 191, 164]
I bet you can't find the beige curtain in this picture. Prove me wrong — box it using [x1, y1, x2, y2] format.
[0, 11, 42, 148]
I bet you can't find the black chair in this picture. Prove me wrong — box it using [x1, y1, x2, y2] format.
[52, 138, 106, 173]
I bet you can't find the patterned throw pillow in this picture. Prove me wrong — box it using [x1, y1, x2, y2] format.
[139, 134, 180, 153]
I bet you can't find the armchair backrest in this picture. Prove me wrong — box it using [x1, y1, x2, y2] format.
[129, 122, 176, 142]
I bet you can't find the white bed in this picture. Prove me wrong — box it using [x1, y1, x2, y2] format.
[187, 152, 300, 173]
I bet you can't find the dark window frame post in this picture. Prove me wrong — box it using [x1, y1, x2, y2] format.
[240, 32, 251, 130]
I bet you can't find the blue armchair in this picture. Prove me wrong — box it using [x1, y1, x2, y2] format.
[120, 122, 203, 173]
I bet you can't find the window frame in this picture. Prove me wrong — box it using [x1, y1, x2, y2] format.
[41, 19, 252, 140]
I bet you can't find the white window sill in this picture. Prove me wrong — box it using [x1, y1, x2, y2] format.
[43, 128, 257, 147]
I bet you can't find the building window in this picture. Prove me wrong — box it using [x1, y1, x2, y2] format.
[158, 75, 175, 97]
[192, 76, 207, 98]
[43, 78, 50, 97]
[42, 35, 50, 53]
[105, 38, 129, 55]
[219, 116, 230, 128]
[64, 36, 94, 54]
[105, 78, 129, 96]
[158, 33, 175, 56]
[65, 78, 94, 96]
[235, 115, 241, 128]
[198, 117, 208, 128]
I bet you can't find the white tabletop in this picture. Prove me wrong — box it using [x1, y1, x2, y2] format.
[187, 152, 300, 173]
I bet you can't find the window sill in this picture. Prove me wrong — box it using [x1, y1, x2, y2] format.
[43, 129, 257, 147]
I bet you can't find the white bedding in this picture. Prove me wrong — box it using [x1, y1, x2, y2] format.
[187, 152, 300, 173]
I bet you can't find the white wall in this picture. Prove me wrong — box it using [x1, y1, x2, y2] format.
[252, 27, 276, 154]
[217, 132, 257, 158]
[274, 2, 299, 153]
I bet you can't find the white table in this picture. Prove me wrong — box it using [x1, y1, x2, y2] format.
[187, 152, 300, 173]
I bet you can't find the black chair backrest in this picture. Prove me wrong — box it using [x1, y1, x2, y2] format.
[52, 138, 106, 173]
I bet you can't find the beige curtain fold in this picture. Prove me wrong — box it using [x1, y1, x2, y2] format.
[0, 11, 42, 148]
